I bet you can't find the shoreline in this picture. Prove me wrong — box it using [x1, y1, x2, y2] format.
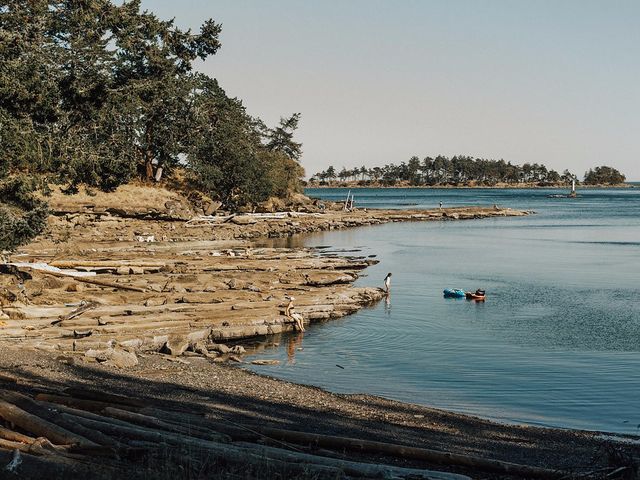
[305, 183, 634, 190]
[1, 347, 632, 478]
[2, 201, 528, 351]
[1, 188, 636, 478]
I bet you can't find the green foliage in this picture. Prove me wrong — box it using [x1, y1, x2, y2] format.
[263, 151, 305, 196]
[583, 166, 626, 185]
[187, 77, 304, 208]
[265, 113, 303, 161]
[313, 156, 625, 188]
[187, 77, 268, 207]
[0, 1, 303, 207]
[0, 175, 49, 251]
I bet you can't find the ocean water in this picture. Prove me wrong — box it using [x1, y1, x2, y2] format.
[246, 187, 640, 435]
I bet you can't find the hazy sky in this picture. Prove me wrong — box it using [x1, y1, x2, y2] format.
[141, 0, 639, 180]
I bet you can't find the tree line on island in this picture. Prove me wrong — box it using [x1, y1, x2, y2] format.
[0, 0, 304, 250]
[310, 156, 626, 187]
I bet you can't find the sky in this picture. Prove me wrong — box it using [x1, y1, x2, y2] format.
[141, 0, 640, 180]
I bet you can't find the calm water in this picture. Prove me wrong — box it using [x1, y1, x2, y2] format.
[246, 187, 640, 434]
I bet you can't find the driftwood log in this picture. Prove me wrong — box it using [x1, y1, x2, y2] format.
[0, 425, 35, 444]
[0, 386, 605, 480]
[35, 393, 136, 413]
[63, 413, 232, 447]
[62, 388, 148, 408]
[101, 407, 224, 442]
[34, 268, 147, 293]
[234, 441, 470, 480]
[256, 427, 565, 479]
[0, 398, 96, 447]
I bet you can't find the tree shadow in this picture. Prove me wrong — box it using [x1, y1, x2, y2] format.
[0, 351, 617, 476]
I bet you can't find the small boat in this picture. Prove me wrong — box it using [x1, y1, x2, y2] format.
[443, 288, 466, 298]
[465, 289, 486, 301]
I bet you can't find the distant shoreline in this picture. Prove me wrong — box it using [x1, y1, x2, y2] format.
[305, 182, 634, 190]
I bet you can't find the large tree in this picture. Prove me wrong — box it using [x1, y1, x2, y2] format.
[265, 113, 302, 161]
[0, 0, 305, 248]
[0, 0, 222, 189]
[186, 77, 303, 208]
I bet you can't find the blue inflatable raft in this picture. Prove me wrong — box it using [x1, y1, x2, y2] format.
[443, 288, 466, 298]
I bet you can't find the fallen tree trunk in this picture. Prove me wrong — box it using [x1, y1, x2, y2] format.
[61, 412, 231, 446]
[62, 388, 148, 409]
[39, 401, 150, 431]
[58, 413, 345, 479]
[234, 441, 470, 480]
[138, 407, 258, 441]
[52, 301, 99, 325]
[37, 269, 147, 293]
[257, 427, 566, 479]
[0, 398, 96, 447]
[0, 437, 32, 452]
[44, 413, 124, 450]
[0, 425, 35, 444]
[35, 393, 136, 413]
[102, 407, 226, 442]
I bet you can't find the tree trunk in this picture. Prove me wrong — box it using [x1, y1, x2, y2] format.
[234, 441, 470, 480]
[0, 398, 96, 447]
[0, 425, 35, 444]
[145, 159, 153, 181]
[257, 427, 565, 479]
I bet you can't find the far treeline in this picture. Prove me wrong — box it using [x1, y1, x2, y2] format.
[0, 0, 304, 251]
[310, 157, 626, 187]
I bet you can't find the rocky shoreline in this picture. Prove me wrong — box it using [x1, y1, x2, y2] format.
[1, 188, 637, 479]
[2, 195, 528, 363]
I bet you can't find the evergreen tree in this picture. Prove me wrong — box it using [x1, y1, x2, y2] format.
[583, 166, 626, 185]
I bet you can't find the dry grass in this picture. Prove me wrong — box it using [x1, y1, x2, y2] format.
[46, 183, 191, 213]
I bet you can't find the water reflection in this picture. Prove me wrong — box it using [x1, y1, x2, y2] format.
[286, 333, 304, 364]
[253, 235, 307, 249]
[384, 293, 391, 315]
[241, 331, 306, 365]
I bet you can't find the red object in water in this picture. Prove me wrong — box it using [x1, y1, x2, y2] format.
[465, 291, 486, 301]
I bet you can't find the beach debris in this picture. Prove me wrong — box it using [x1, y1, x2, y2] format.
[250, 359, 280, 365]
[135, 235, 155, 243]
[210, 344, 231, 354]
[0, 383, 594, 480]
[73, 329, 93, 338]
[52, 301, 99, 325]
[4, 449, 21, 473]
[5, 262, 95, 278]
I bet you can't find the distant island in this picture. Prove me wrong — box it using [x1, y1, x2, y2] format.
[308, 156, 628, 188]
